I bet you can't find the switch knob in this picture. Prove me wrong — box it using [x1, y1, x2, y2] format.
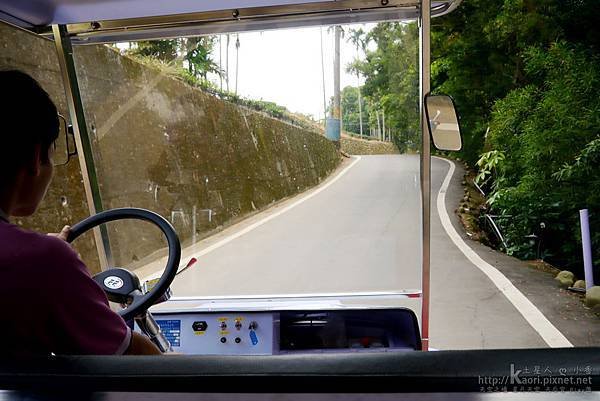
[249, 330, 258, 346]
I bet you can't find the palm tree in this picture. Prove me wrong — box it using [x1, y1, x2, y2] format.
[347, 28, 366, 138]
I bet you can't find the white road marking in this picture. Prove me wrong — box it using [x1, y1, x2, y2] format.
[143, 156, 362, 281]
[434, 157, 573, 348]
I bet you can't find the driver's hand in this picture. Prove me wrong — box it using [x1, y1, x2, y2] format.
[48, 225, 71, 242]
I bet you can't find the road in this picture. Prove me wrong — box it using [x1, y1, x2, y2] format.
[169, 154, 549, 350]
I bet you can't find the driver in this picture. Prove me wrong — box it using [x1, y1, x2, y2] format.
[0, 70, 161, 356]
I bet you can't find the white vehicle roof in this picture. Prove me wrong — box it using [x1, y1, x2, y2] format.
[0, 0, 460, 44]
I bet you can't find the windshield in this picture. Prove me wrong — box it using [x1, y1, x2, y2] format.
[1, 1, 598, 352]
[64, 25, 423, 300]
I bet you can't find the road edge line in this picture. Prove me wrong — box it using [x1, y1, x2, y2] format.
[143, 156, 363, 282]
[195, 155, 362, 256]
[434, 156, 573, 348]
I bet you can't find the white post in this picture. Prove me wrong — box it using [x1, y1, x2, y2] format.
[580, 209, 595, 289]
[376, 110, 381, 140]
[192, 205, 197, 244]
[382, 109, 386, 141]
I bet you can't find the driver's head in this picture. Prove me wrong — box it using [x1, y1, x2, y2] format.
[0, 70, 59, 217]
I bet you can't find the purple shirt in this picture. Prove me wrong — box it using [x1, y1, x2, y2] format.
[0, 217, 131, 356]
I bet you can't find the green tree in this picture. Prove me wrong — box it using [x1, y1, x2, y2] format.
[347, 28, 367, 136]
[341, 86, 371, 136]
[128, 38, 220, 81]
[183, 37, 220, 80]
[487, 42, 600, 269]
[129, 40, 179, 62]
[350, 22, 420, 150]
[349, 0, 600, 270]
[431, 0, 600, 164]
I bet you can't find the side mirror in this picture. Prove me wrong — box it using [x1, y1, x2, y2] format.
[54, 114, 77, 166]
[424, 94, 462, 151]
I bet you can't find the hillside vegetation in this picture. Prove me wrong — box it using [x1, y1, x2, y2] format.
[348, 0, 599, 274]
[432, 0, 599, 273]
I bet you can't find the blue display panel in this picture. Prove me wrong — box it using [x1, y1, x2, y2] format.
[156, 320, 181, 347]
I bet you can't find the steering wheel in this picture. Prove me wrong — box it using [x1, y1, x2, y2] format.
[67, 208, 181, 322]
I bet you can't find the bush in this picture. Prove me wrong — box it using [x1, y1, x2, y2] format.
[485, 42, 600, 274]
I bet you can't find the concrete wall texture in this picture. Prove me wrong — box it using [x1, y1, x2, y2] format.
[0, 22, 341, 274]
[341, 135, 399, 155]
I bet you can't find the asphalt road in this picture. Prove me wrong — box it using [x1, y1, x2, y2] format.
[170, 155, 548, 350]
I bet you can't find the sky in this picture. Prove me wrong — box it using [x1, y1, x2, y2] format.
[207, 24, 375, 121]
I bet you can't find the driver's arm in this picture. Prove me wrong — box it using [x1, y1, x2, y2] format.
[126, 331, 162, 355]
[43, 237, 163, 355]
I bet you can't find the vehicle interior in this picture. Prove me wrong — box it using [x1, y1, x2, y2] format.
[0, 0, 598, 400]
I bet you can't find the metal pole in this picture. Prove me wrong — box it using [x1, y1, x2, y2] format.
[357, 75, 363, 138]
[235, 34, 240, 96]
[382, 109, 386, 142]
[320, 27, 327, 126]
[226, 34, 230, 93]
[192, 205, 197, 244]
[376, 109, 381, 140]
[333, 25, 342, 143]
[52, 24, 111, 270]
[419, 0, 432, 351]
[219, 36, 223, 91]
[580, 209, 595, 288]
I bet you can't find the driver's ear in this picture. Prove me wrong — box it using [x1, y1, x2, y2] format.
[25, 143, 43, 176]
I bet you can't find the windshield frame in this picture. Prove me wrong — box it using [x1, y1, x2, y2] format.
[43, 0, 438, 349]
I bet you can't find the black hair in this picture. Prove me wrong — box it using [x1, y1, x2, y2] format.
[0, 70, 59, 183]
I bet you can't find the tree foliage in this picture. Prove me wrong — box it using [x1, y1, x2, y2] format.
[356, 0, 599, 271]
[487, 42, 600, 269]
[432, 0, 599, 165]
[340, 86, 371, 136]
[429, 0, 600, 272]
[349, 22, 420, 150]
[127, 38, 220, 81]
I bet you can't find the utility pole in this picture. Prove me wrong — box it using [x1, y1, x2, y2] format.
[235, 34, 240, 96]
[333, 25, 342, 137]
[219, 36, 223, 91]
[320, 27, 327, 127]
[226, 34, 230, 93]
[326, 25, 342, 147]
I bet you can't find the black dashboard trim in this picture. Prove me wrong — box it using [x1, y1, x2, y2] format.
[0, 348, 598, 393]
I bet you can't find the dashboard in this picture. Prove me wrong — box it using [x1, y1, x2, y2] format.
[144, 295, 422, 355]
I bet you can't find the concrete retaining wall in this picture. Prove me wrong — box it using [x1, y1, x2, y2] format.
[341, 134, 399, 155]
[0, 22, 340, 273]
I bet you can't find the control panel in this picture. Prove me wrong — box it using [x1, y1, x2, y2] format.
[150, 312, 276, 355]
[143, 307, 421, 355]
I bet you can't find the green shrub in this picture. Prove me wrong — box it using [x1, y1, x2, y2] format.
[485, 42, 600, 272]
